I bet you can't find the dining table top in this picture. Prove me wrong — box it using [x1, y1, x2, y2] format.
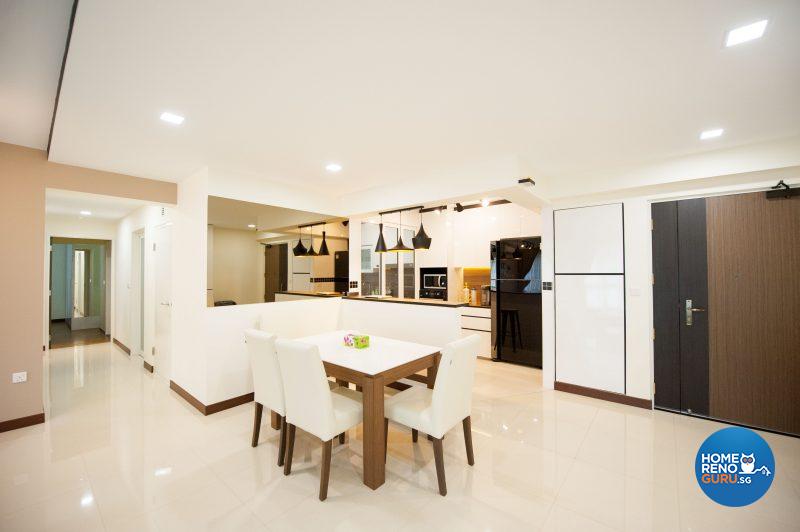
[296, 330, 441, 376]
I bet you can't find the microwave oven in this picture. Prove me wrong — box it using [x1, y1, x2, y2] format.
[423, 273, 447, 289]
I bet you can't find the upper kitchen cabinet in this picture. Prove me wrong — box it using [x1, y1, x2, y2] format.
[416, 209, 449, 268]
[452, 203, 541, 267]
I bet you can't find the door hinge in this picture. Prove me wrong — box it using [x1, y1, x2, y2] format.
[651, 274, 654, 285]
[153, 243, 157, 252]
[152, 346, 156, 355]
[650, 219, 654, 230]
[651, 328, 655, 340]
[652, 382, 656, 395]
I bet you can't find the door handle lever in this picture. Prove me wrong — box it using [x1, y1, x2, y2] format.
[685, 299, 706, 326]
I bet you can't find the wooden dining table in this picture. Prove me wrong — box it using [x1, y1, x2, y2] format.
[271, 330, 441, 490]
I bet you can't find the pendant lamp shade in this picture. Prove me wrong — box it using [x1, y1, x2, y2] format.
[389, 210, 414, 253]
[412, 221, 432, 249]
[318, 230, 330, 256]
[375, 223, 388, 253]
[292, 227, 307, 256]
[306, 226, 317, 256]
[390, 233, 414, 252]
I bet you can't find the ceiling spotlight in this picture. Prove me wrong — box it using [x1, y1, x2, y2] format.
[160, 112, 185, 125]
[700, 128, 724, 140]
[80, 210, 92, 216]
[325, 163, 342, 173]
[247, 224, 256, 229]
[481, 198, 490, 207]
[725, 20, 768, 47]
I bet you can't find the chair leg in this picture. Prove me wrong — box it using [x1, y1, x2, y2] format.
[384, 419, 389, 463]
[283, 424, 296, 476]
[319, 439, 332, 501]
[338, 432, 345, 444]
[462, 416, 475, 466]
[251, 403, 263, 447]
[432, 437, 447, 496]
[412, 428, 418, 443]
[277, 416, 287, 467]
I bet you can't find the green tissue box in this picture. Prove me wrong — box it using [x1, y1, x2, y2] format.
[353, 335, 370, 349]
[344, 334, 370, 349]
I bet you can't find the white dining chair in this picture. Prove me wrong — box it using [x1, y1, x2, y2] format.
[245, 329, 290, 466]
[384, 334, 480, 496]
[276, 338, 363, 501]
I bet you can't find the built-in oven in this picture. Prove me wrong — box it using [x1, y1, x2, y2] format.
[419, 267, 447, 300]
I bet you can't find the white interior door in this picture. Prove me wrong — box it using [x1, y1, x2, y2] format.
[154, 224, 172, 379]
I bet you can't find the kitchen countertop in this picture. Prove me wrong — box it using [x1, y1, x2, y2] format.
[346, 295, 466, 308]
[275, 290, 343, 298]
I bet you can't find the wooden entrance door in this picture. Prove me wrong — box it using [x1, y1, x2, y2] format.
[652, 191, 800, 435]
[264, 243, 288, 302]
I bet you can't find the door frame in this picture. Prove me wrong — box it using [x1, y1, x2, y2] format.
[650, 188, 800, 437]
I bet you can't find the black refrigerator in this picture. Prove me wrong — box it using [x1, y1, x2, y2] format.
[491, 238, 543, 367]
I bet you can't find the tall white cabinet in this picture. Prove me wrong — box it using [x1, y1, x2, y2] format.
[554, 203, 626, 394]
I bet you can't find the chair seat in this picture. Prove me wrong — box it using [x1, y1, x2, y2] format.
[385, 386, 442, 438]
[327, 387, 363, 441]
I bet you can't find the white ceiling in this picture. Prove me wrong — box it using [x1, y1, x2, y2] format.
[19, 1, 800, 201]
[45, 188, 149, 220]
[0, 0, 73, 149]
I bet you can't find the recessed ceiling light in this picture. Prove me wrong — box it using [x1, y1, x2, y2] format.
[325, 163, 342, 173]
[160, 111, 185, 125]
[481, 198, 490, 207]
[725, 20, 768, 47]
[79, 210, 92, 216]
[247, 224, 256, 229]
[700, 128, 724, 140]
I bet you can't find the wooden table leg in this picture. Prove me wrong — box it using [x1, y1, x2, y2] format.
[361, 375, 386, 489]
[270, 410, 281, 430]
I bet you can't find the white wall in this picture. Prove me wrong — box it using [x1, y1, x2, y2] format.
[170, 168, 210, 402]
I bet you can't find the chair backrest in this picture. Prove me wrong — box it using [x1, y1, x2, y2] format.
[275, 338, 338, 440]
[244, 329, 283, 415]
[431, 334, 480, 435]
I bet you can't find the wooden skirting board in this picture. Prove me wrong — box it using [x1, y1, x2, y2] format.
[555, 381, 652, 409]
[143, 360, 154, 373]
[169, 380, 254, 416]
[113, 338, 131, 355]
[0, 412, 45, 433]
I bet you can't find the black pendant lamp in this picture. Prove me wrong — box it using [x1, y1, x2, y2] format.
[375, 215, 388, 253]
[412, 209, 432, 250]
[389, 210, 413, 253]
[306, 225, 318, 256]
[292, 226, 307, 256]
[318, 224, 330, 256]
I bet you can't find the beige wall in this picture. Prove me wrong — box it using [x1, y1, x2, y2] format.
[210, 227, 264, 305]
[0, 142, 176, 426]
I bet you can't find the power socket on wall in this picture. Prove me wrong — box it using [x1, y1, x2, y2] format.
[12, 371, 27, 384]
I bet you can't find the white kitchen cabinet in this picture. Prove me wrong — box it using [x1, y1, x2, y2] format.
[461, 329, 492, 359]
[416, 210, 448, 268]
[452, 203, 541, 267]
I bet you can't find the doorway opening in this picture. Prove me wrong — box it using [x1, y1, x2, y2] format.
[49, 237, 111, 349]
[652, 189, 800, 436]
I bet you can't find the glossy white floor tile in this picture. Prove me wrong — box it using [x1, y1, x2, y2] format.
[1, 342, 798, 531]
